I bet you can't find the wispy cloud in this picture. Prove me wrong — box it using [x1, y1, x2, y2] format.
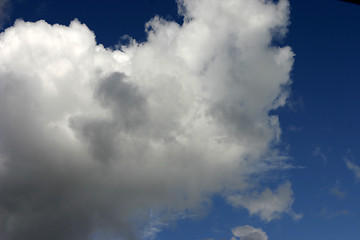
[142, 212, 169, 240]
[313, 147, 327, 162]
[287, 125, 303, 132]
[330, 181, 347, 199]
[319, 207, 350, 220]
[344, 150, 360, 180]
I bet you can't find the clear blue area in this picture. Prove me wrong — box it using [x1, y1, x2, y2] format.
[3, 0, 360, 239]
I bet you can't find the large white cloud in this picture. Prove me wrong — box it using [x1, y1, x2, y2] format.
[0, 0, 295, 239]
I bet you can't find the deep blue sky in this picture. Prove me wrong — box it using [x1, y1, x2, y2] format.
[2, 0, 360, 239]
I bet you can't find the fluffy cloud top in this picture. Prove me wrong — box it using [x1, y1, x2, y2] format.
[0, 0, 294, 239]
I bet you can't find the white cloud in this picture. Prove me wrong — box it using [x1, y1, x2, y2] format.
[227, 182, 302, 221]
[231, 225, 268, 240]
[0, 0, 294, 239]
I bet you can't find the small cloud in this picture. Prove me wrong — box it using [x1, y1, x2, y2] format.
[231, 225, 268, 240]
[206, 225, 268, 240]
[329, 181, 347, 199]
[227, 182, 302, 222]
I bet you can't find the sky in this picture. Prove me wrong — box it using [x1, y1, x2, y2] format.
[0, 0, 360, 240]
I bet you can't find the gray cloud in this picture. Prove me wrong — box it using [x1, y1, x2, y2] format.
[0, 0, 295, 239]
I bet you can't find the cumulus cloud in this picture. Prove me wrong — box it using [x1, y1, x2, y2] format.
[231, 225, 268, 240]
[227, 182, 302, 221]
[0, 0, 295, 239]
